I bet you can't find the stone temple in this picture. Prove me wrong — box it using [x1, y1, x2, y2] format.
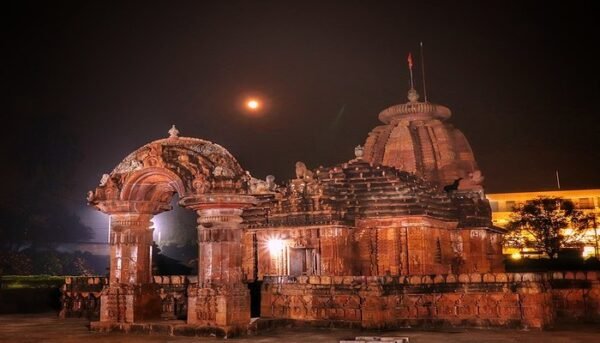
[72, 87, 599, 336]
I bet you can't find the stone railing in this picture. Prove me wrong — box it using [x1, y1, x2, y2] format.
[261, 271, 600, 329]
[59, 277, 107, 320]
[264, 271, 598, 286]
[60, 275, 193, 320]
[153, 275, 191, 320]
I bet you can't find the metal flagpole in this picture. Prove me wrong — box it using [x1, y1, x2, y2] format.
[420, 42, 428, 102]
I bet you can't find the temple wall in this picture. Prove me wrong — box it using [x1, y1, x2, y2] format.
[261, 271, 600, 330]
[249, 227, 352, 279]
[61, 271, 600, 330]
[244, 219, 502, 279]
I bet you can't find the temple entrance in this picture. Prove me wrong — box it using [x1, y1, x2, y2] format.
[248, 281, 262, 318]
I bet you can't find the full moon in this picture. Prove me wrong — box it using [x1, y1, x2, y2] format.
[246, 99, 260, 110]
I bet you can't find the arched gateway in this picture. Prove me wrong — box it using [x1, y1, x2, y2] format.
[87, 126, 256, 334]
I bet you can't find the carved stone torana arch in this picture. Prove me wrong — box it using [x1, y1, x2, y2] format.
[88, 133, 248, 205]
[88, 128, 256, 333]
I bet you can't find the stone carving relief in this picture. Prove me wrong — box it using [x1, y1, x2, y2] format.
[451, 232, 464, 255]
[99, 174, 110, 187]
[137, 143, 164, 168]
[112, 155, 143, 174]
[177, 153, 201, 177]
[192, 174, 211, 194]
[295, 161, 314, 180]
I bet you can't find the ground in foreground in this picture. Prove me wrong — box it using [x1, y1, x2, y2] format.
[0, 313, 599, 343]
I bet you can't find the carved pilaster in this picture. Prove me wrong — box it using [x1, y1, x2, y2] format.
[108, 213, 154, 285]
[180, 194, 256, 332]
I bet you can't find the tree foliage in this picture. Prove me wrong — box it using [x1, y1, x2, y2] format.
[506, 197, 596, 259]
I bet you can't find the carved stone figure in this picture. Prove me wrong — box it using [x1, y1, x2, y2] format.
[295, 161, 314, 180]
[354, 145, 364, 159]
[249, 177, 269, 194]
[443, 178, 463, 193]
[266, 175, 276, 191]
[99, 174, 110, 187]
[192, 174, 211, 194]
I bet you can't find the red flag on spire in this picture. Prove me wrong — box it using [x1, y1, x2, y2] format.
[407, 53, 414, 69]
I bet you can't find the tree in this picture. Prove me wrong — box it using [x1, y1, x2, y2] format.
[506, 197, 596, 259]
[0, 114, 92, 250]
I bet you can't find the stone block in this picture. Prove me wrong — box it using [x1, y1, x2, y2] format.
[483, 273, 495, 283]
[575, 272, 586, 280]
[433, 275, 445, 284]
[565, 272, 575, 280]
[469, 273, 482, 283]
[409, 276, 422, 285]
[383, 276, 394, 284]
[343, 276, 355, 285]
[367, 276, 380, 283]
[446, 274, 457, 283]
[458, 274, 470, 283]
[309, 276, 321, 284]
[333, 276, 344, 285]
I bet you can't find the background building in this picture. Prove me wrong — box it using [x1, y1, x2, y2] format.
[486, 189, 600, 258]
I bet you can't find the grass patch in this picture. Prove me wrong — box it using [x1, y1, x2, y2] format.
[0, 275, 66, 289]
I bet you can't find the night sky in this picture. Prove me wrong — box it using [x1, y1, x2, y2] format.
[4, 1, 599, 240]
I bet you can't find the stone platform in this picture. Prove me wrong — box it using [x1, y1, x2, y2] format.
[90, 320, 244, 338]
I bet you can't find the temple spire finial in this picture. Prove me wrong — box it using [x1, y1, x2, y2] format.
[407, 88, 420, 103]
[168, 125, 180, 138]
[354, 145, 364, 160]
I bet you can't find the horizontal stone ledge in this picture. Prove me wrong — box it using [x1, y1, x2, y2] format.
[263, 271, 600, 286]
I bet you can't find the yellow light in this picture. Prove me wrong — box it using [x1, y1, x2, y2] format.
[267, 239, 284, 255]
[247, 99, 260, 110]
[511, 252, 522, 260]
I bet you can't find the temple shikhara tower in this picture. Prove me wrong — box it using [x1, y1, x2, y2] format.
[363, 88, 483, 192]
[243, 87, 502, 280]
[75, 79, 600, 337]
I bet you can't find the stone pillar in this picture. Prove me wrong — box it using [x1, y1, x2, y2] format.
[181, 194, 256, 336]
[93, 200, 170, 325]
[108, 213, 154, 286]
